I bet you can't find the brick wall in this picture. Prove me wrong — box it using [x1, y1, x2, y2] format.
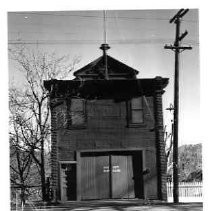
[153, 77, 167, 201]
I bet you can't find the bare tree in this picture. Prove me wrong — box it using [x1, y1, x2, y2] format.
[9, 101, 40, 205]
[9, 45, 80, 201]
[164, 123, 173, 170]
[163, 121, 173, 183]
[10, 142, 32, 205]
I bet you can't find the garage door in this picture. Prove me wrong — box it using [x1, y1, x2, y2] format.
[81, 152, 142, 200]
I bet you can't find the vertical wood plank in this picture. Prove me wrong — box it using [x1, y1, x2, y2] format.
[112, 155, 128, 198]
[81, 156, 96, 199]
[96, 156, 110, 199]
[127, 155, 135, 198]
[76, 152, 81, 201]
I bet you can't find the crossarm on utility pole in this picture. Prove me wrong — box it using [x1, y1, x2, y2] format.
[164, 45, 192, 50]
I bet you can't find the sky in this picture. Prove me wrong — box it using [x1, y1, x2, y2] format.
[8, 9, 200, 146]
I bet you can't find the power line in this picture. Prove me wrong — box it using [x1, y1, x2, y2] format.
[8, 39, 199, 45]
[9, 31, 75, 34]
[10, 12, 198, 23]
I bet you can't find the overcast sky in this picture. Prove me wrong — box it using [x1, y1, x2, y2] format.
[8, 9, 200, 145]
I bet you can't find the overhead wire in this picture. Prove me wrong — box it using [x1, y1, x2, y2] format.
[8, 13, 199, 46]
[8, 12, 198, 47]
[10, 11, 198, 23]
[8, 39, 199, 45]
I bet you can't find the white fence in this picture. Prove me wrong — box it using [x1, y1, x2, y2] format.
[167, 182, 203, 202]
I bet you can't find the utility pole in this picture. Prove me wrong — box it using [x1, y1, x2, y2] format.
[164, 9, 192, 203]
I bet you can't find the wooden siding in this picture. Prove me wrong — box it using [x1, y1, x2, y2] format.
[57, 97, 156, 160]
[51, 95, 164, 201]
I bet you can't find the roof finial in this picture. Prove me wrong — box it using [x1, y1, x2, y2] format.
[100, 43, 110, 55]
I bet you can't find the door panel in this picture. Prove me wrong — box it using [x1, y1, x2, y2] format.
[81, 155, 109, 200]
[127, 155, 135, 198]
[96, 156, 110, 199]
[81, 156, 97, 199]
[111, 155, 127, 198]
[132, 151, 144, 198]
[111, 155, 134, 199]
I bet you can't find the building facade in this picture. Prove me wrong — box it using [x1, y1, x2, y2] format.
[44, 44, 169, 202]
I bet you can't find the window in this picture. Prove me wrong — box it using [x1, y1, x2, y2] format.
[69, 98, 86, 127]
[55, 102, 68, 129]
[129, 97, 144, 125]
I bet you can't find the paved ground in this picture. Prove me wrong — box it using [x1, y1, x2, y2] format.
[19, 200, 203, 211]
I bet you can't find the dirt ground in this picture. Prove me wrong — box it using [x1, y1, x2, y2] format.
[21, 201, 203, 211]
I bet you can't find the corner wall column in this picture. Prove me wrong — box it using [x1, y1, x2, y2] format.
[153, 77, 167, 201]
[50, 103, 59, 202]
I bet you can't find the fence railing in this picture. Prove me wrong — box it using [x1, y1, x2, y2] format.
[167, 182, 203, 202]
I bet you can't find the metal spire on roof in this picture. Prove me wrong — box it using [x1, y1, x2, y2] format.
[100, 10, 110, 80]
[104, 10, 107, 44]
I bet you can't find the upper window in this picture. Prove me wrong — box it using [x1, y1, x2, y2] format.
[54, 98, 86, 129]
[55, 102, 68, 129]
[129, 97, 144, 125]
[69, 98, 86, 127]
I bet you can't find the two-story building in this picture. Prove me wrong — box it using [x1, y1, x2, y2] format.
[44, 43, 169, 202]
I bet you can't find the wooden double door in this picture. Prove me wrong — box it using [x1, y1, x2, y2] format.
[81, 151, 143, 200]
